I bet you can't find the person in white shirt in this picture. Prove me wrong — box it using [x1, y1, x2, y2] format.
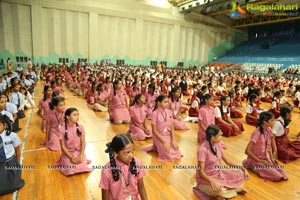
[272, 106, 300, 163]
[279, 90, 293, 109]
[0, 114, 25, 195]
[0, 77, 6, 92]
[16, 64, 23, 72]
[24, 74, 35, 94]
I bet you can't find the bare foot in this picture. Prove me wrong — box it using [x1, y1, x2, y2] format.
[238, 189, 247, 195]
[40, 141, 46, 145]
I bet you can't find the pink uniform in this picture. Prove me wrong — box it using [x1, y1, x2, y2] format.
[86, 88, 96, 104]
[99, 157, 146, 200]
[150, 108, 182, 162]
[109, 90, 130, 122]
[38, 98, 51, 132]
[54, 86, 64, 93]
[168, 99, 189, 130]
[45, 109, 65, 151]
[196, 141, 245, 188]
[95, 91, 109, 105]
[129, 88, 141, 104]
[55, 123, 93, 176]
[128, 104, 152, 140]
[145, 93, 158, 119]
[243, 127, 288, 181]
[198, 105, 215, 143]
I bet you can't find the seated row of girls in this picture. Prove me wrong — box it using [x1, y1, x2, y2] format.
[198, 94, 243, 144]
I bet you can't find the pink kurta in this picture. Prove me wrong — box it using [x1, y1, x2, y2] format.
[168, 99, 189, 130]
[45, 110, 65, 151]
[149, 108, 182, 162]
[130, 88, 141, 104]
[38, 98, 51, 132]
[109, 90, 130, 122]
[243, 127, 288, 181]
[198, 105, 216, 143]
[95, 91, 109, 105]
[55, 123, 93, 176]
[196, 141, 245, 187]
[145, 93, 158, 119]
[128, 104, 152, 140]
[99, 157, 146, 200]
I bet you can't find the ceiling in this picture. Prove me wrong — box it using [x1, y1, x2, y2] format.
[169, 0, 300, 28]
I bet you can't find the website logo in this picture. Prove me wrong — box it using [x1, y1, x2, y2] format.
[230, 2, 246, 18]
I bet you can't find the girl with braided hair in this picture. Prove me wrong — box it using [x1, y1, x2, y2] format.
[243, 111, 288, 181]
[127, 94, 152, 141]
[55, 108, 92, 176]
[195, 125, 247, 200]
[100, 134, 148, 200]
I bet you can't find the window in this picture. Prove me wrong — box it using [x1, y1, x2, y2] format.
[59, 58, 70, 64]
[16, 56, 28, 63]
[78, 58, 88, 63]
[150, 61, 158, 66]
[177, 62, 184, 67]
[160, 61, 167, 66]
[116, 59, 125, 65]
[103, 59, 111, 64]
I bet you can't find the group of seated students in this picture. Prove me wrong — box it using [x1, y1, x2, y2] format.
[0, 65, 37, 195]
[2, 61, 300, 200]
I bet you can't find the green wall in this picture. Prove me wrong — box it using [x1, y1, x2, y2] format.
[0, 50, 202, 68]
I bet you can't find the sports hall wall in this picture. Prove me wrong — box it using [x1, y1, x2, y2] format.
[0, 0, 247, 67]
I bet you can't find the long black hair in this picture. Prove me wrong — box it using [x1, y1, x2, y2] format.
[43, 85, 52, 101]
[131, 93, 143, 107]
[96, 83, 103, 95]
[199, 93, 212, 106]
[148, 83, 155, 96]
[153, 94, 168, 111]
[206, 125, 221, 156]
[170, 86, 180, 102]
[272, 91, 281, 101]
[0, 114, 12, 136]
[279, 106, 292, 127]
[113, 79, 121, 96]
[105, 134, 138, 181]
[49, 97, 65, 110]
[219, 96, 230, 116]
[257, 111, 274, 134]
[248, 93, 257, 106]
[64, 108, 81, 140]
